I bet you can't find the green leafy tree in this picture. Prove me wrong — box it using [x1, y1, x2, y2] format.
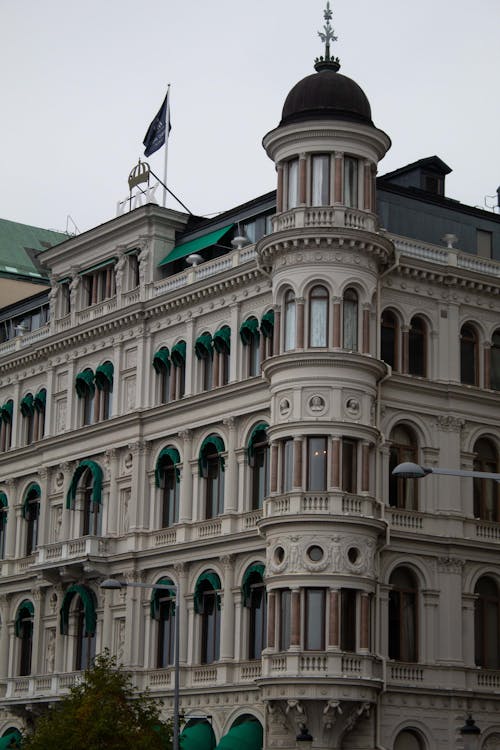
[22, 652, 171, 750]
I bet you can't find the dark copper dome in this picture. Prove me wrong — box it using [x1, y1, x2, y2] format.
[280, 67, 373, 127]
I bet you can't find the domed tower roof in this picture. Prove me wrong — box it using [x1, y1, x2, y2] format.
[280, 2, 373, 128]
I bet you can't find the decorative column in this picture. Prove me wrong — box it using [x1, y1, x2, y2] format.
[229, 302, 240, 384]
[4, 479, 17, 559]
[174, 563, 189, 666]
[123, 570, 144, 667]
[296, 298, 305, 350]
[292, 437, 303, 490]
[270, 442, 279, 494]
[359, 593, 370, 652]
[223, 417, 238, 513]
[10, 381, 21, 449]
[273, 308, 281, 357]
[60, 462, 73, 541]
[14, 503, 24, 560]
[54, 585, 65, 674]
[128, 442, 151, 531]
[235, 449, 246, 513]
[334, 153, 343, 204]
[45, 365, 56, 437]
[178, 430, 193, 522]
[266, 591, 276, 650]
[112, 341, 122, 416]
[220, 555, 235, 661]
[298, 154, 307, 205]
[0, 596, 10, 679]
[401, 326, 409, 374]
[462, 593, 476, 667]
[332, 297, 341, 348]
[183, 318, 195, 398]
[363, 161, 371, 211]
[290, 588, 301, 649]
[328, 589, 339, 649]
[331, 438, 340, 489]
[276, 164, 284, 213]
[37, 467, 50, 549]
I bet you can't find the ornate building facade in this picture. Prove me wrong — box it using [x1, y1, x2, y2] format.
[1, 7, 500, 750]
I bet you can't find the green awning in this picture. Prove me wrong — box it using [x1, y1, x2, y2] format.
[171, 340, 186, 367]
[34, 388, 46, 412]
[150, 577, 176, 620]
[215, 721, 263, 750]
[20, 393, 34, 417]
[213, 325, 231, 354]
[240, 317, 259, 345]
[198, 434, 225, 476]
[159, 224, 234, 267]
[60, 584, 97, 636]
[22, 483, 40, 518]
[75, 368, 95, 398]
[79, 258, 117, 275]
[180, 721, 216, 750]
[194, 571, 221, 614]
[195, 333, 213, 360]
[247, 422, 269, 464]
[66, 460, 103, 509]
[260, 309, 275, 338]
[242, 563, 265, 606]
[95, 362, 114, 391]
[153, 347, 171, 374]
[0, 730, 22, 749]
[155, 446, 181, 487]
[1, 400, 13, 422]
[0, 492, 7, 508]
[15, 600, 34, 637]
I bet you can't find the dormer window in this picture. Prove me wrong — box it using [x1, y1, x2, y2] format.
[422, 172, 444, 195]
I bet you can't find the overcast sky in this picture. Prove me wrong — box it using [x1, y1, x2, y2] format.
[1, 0, 499, 235]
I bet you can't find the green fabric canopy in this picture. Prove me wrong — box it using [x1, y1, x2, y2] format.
[213, 325, 231, 354]
[1, 400, 13, 423]
[60, 584, 97, 636]
[155, 447, 181, 487]
[171, 341, 186, 367]
[95, 362, 114, 391]
[0, 730, 21, 749]
[22, 483, 40, 519]
[198, 435, 225, 476]
[66, 460, 103, 509]
[75, 368, 95, 398]
[193, 571, 221, 614]
[15, 600, 34, 637]
[247, 422, 269, 464]
[150, 577, 176, 620]
[33, 388, 46, 412]
[240, 317, 259, 345]
[180, 721, 216, 750]
[260, 309, 275, 338]
[241, 563, 265, 606]
[79, 258, 117, 275]
[215, 721, 263, 750]
[20, 393, 34, 417]
[153, 347, 171, 374]
[0, 492, 7, 508]
[158, 224, 234, 267]
[195, 333, 213, 360]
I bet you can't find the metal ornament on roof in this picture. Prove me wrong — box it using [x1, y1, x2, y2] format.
[315, 1, 340, 72]
[116, 158, 160, 216]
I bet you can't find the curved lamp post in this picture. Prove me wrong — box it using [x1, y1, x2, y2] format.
[100, 578, 180, 750]
[460, 715, 480, 750]
[392, 461, 500, 482]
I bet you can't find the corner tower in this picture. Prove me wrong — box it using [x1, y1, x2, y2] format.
[257, 5, 393, 748]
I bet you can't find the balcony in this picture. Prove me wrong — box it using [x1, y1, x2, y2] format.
[262, 492, 382, 522]
[271, 206, 377, 234]
[0, 537, 112, 579]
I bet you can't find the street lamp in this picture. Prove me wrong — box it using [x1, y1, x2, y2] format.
[100, 578, 180, 750]
[460, 715, 480, 750]
[392, 461, 500, 482]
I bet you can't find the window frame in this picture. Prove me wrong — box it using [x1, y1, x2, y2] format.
[408, 316, 427, 377]
[460, 323, 478, 386]
[342, 288, 358, 351]
[308, 285, 329, 348]
[311, 154, 330, 206]
[388, 568, 418, 662]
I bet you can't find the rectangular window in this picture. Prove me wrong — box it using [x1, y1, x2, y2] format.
[282, 439, 294, 493]
[477, 229, 493, 259]
[287, 159, 299, 209]
[279, 590, 291, 650]
[342, 439, 357, 493]
[307, 437, 327, 491]
[340, 589, 357, 652]
[344, 157, 358, 208]
[311, 155, 330, 206]
[305, 589, 325, 650]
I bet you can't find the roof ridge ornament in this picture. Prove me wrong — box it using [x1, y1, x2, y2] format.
[314, 1, 341, 72]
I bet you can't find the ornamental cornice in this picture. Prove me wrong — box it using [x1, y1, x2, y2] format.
[393, 261, 500, 296]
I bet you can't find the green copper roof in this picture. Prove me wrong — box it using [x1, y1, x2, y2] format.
[0, 217, 68, 280]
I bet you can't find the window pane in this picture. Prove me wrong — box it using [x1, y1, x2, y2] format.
[284, 293, 296, 351]
[249, 584, 267, 659]
[283, 440, 293, 492]
[460, 325, 477, 385]
[305, 589, 325, 650]
[311, 155, 330, 206]
[342, 439, 356, 493]
[340, 589, 356, 651]
[307, 437, 327, 491]
[280, 590, 291, 650]
[409, 318, 425, 376]
[381, 311, 397, 369]
[343, 290, 358, 350]
[310, 287, 328, 347]
[344, 157, 358, 208]
[287, 160, 299, 209]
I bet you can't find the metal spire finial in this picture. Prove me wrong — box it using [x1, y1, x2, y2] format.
[314, 1, 340, 72]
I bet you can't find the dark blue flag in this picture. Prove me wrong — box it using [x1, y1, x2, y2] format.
[143, 90, 171, 157]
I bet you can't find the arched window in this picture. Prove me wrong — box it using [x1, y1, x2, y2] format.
[475, 576, 500, 668]
[195, 333, 213, 391]
[311, 154, 330, 206]
[0, 729, 22, 749]
[248, 424, 269, 510]
[66, 460, 103, 536]
[95, 362, 113, 421]
[153, 347, 171, 404]
[199, 436, 225, 519]
[309, 285, 329, 347]
[491, 330, 500, 391]
[260, 310, 274, 361]
[20, 393, 35, 445]
[389, 567, 418, 662]
[23, 484, 40, 556]
[60, 585, 97, 671]
[344, 156, 358, 208]
[0, 492, 7, 559]
[15, 600, 34, 676]
[75, 368, 96, 425]
[408, 316, 426, 377]
[242, 564, 267, 660]
[151, 577, 176, 668]
[460, 324, 478, 386]
[171, 340, 186, 399]
[33, 388, 46, 440]
[389, 426, 418, 510]
[194, 571, 221, 664]
[343, 288, 358, 350]
[240, 317, 260, 377]
[284, 291, 296, 351]
[213, 325, 231, 387]
[473, 438, 499, 521]
[0, 399, 13, 451]
[155, 447, 181, 527]
[287, 159, 299, 209]
[393, 730, 424, 750]
[381, 309, 398, 370]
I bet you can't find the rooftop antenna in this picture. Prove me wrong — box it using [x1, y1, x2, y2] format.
[315, 1, 340, 72]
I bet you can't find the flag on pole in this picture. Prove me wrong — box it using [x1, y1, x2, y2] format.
[143, 89, 171, 157]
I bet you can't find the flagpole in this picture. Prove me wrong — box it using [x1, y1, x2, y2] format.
[162, 83, 171, 208]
